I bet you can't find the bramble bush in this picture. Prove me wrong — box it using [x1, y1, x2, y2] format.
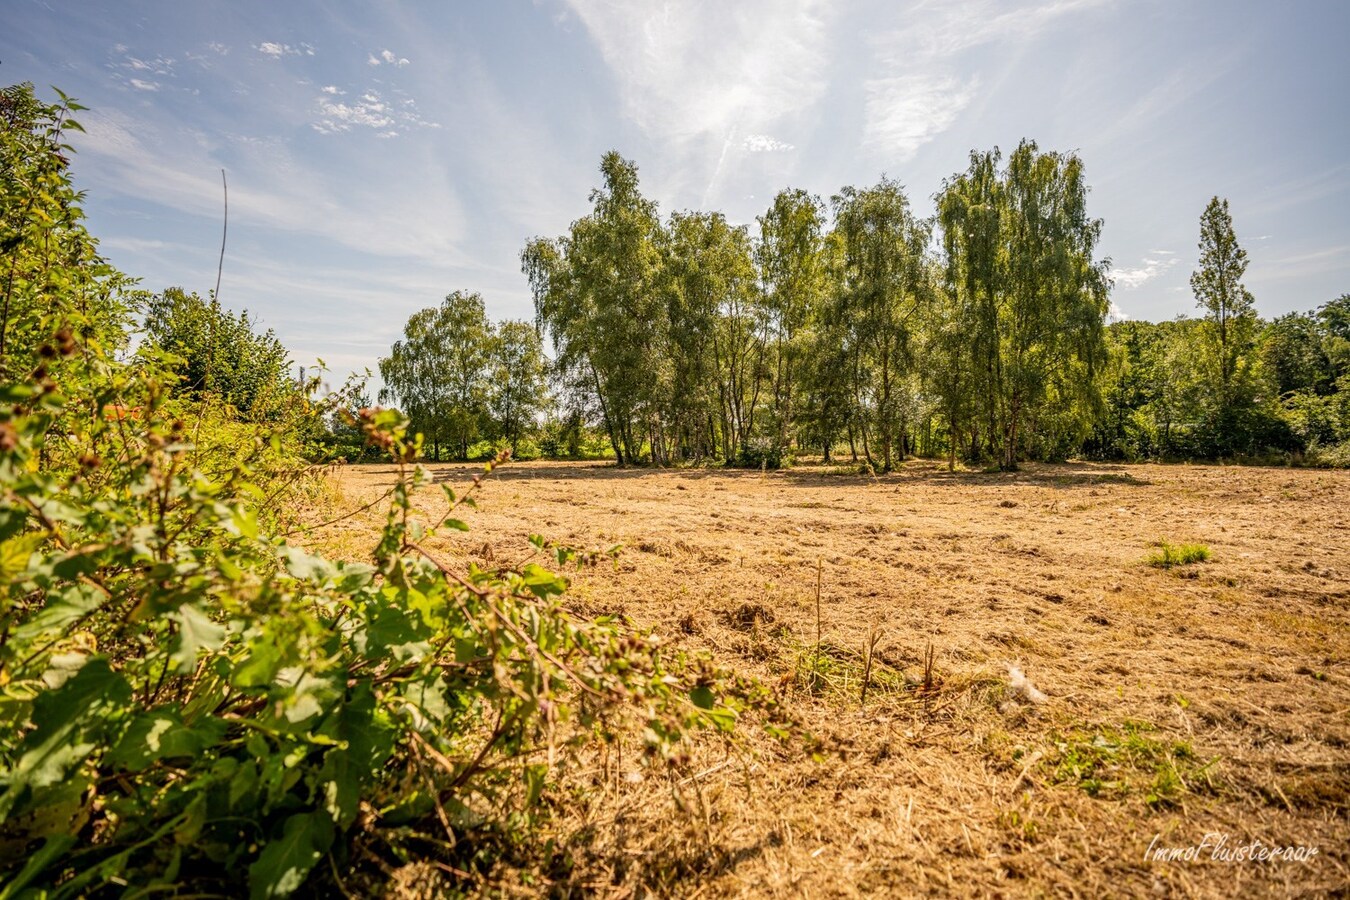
[0, 84, 780, 896]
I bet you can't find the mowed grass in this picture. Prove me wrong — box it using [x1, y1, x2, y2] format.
[310, 458, 1350, 898]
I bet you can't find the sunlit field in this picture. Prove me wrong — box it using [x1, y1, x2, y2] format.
[319, 458, 1350, 896]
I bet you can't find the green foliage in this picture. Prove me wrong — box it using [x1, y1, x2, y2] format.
[142, 287, 299, 421]
[0, 83, 139, 382]
[0, 93, 780, 895]
[1046, 721, 1217, 807]
[378, 291, 494, 461]
[936, 142, 1110, 470]
[1145, 541, 1211, 569]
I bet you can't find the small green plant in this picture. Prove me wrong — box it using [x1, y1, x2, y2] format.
[1145, 540, 1211, 569]
[1046, 721, 1219, 807]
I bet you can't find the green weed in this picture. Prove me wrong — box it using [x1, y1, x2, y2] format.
[1145, 540, 1211, 568]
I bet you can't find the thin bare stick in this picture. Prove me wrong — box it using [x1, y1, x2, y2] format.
[214, 168, 227, 303]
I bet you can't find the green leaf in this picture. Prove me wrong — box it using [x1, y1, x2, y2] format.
[281, 545, 332, 582]
[172, 603, 227, 673]
[107, 711, 226, 770]
[247, 812, 331, 899]
[233, 641, 283, 688]
[689, 685, 715, 710]
[0, 658, 131, 819]
[520, 563, 566, 599]
[11, 583, 103, 647]
[0, 532, 43, 584]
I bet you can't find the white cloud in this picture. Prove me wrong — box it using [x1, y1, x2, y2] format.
[863, 0, 1109, 158]
[1110, 254, 1179, 289]
[128, 78, 160, 92]
[743, 134, 795, 153]
[563, 0, 830, 144]
[1108, 300, 1129, 321]
[312, 87, 438, 135]
[75, 107, 467, 263]
[257, 42, 314, 58]
[368, 49, 410, 67]
[862, 74, 979, 157]
[321, 85, 343, 95]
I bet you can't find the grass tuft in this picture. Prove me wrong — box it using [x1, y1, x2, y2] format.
[1145, 540, 1211, 568]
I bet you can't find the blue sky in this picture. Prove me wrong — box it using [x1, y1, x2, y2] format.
[4, 0, 1348, 389]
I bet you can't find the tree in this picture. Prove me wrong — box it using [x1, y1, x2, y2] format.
[1260, 312, 1332, 397]
[1191, 197, 1258, 412]
[937, 142, 1109, 468]
[143, 287, 295, 420]
[523, 152, 666, 465]
[378, 291, 492, 460]
[661, 210, 759, 461]
[487, 320, 549, 454]
[756, 189, 826, 460]
[831, 178, 931, 471]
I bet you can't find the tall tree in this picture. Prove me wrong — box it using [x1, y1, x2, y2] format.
[831, 178, 931, 471]
[937, 142, 1109, 469]
[523, 152, 665, 464]
[662, 210, 758, 461]
[1191, 197, 1257, 415]
[487, 319, 549, 454]
[757, 189, 826, 460]
[378, 291, 492, 460]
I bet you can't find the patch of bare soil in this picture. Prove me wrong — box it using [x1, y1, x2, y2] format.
[322, 459, 1349, 898]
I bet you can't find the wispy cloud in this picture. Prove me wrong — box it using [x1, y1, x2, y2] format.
[563, 0, 829, 144]
[1111, 254, 1179, 289]
[863, 0, 1109, 158]
[862, 74, 979, 157]
[128, 78, 159, 92]
[76, 107, 465, 263]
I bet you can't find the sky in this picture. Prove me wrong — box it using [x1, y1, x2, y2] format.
[4, 0, 1348, 391]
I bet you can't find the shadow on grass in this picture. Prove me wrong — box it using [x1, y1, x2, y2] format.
[341, 458, 1153, 490]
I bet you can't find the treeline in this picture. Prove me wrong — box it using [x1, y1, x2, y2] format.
[520, 144, 1114, 470]
[384, 151, 1346, 469]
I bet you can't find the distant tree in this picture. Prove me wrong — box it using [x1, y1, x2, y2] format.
[1260, 312, 1332, 396]
[378, 291, 492, 460]
[487, 320, 549, 454]
[661, 210, 758, 461]
[1318, 294, 1350, 381]
[937, 142, 1109, 468]
[523, 152, 666, 465]
[831, 177, 931, 471]
[143, 287, 295, 420]
[1191, 197, 1258, 408]
[756, 189, 827, 459]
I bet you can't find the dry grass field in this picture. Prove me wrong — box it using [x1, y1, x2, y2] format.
[316, 459, 1349, 898]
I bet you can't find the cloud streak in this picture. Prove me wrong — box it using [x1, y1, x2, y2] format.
[863, 0, 1110, 159]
